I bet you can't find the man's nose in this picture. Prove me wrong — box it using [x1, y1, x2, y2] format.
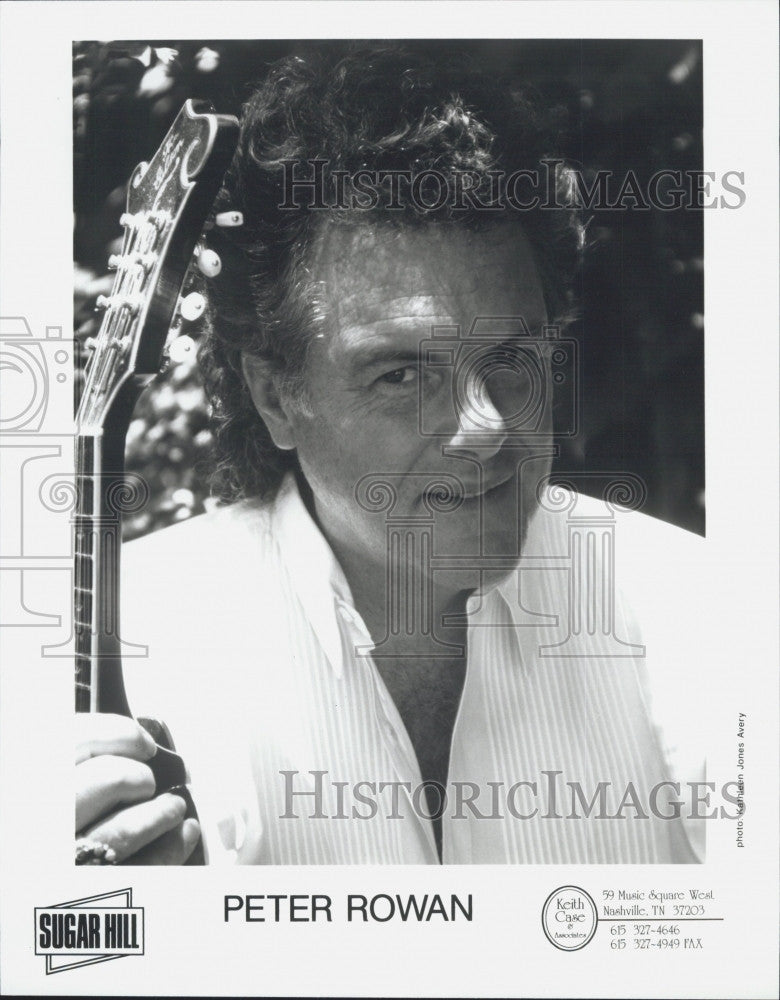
[447, 371, 508, 459]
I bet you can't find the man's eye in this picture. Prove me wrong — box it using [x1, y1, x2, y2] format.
[377, 366, 418, 386]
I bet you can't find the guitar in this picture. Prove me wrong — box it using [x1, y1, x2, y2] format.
[75, 100, 239, 864]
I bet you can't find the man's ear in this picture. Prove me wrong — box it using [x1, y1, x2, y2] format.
[240, 353, 297, 451]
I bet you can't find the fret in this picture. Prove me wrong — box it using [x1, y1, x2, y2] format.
[75, 440, 94, 515]
[75, 558, 93, 588]
[74, 545, 95, 566]
[75, 650, 91, 712]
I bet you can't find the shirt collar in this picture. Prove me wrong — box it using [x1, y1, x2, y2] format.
[269, 473, 552, 678]
[463, 502, 555, 676]
[269, 473, 363, 679]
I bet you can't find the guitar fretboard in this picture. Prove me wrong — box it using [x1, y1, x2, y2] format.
[74, 434, 98, 712]
[73, 433, 129, 714]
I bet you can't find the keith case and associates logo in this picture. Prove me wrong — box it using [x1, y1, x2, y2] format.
[34, 887, 144, 974]
[541, 885, 599, 951]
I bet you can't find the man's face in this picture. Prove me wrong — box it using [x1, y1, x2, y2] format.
[278, 222, 553, 593]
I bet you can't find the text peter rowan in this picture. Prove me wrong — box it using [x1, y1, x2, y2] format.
[224, 893, 473, 923]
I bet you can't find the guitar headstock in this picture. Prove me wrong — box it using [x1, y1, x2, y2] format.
[77, 99, 238, 433]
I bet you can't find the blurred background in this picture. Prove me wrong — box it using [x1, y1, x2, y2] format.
[73, 39, 704, 539]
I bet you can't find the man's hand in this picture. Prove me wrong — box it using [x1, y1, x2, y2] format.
[76, 714, 201, 865]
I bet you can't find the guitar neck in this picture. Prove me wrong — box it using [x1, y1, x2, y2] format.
[73, 99, 238, 717]
[74, 414, 140, 716]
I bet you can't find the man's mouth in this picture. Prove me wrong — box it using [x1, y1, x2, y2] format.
[418, 469, 515, 506]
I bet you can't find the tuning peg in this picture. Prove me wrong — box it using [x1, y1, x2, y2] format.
[147, 209, 170, 229]
[130, 251, 156, 271]
[215, 210, 243, 227]
[196, 248, 222, 277]
[119, 212, 143, 231]
[180, 292, 206, 322]
[168, 334, 196, 364]
[95, 293, 142, 315]
[107, 253, 121, 270]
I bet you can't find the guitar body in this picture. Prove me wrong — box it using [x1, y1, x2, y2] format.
[75, 100, 239, 866]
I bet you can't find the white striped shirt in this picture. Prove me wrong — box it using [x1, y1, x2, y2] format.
[122, 474, 707, 864]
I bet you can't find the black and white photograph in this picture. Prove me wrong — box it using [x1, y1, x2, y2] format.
[72, 36, 711, 866]
[1, 2, 777, 997]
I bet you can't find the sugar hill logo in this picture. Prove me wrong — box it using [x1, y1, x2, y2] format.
[541, 885, 598, 951]
[35, 887, 144, 974]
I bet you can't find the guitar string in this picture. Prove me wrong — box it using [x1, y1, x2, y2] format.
[76, 216, 160, 707]
[80, 216, 164, 427]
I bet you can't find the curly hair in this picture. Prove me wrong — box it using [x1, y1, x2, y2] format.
[198, 43, 583, 503]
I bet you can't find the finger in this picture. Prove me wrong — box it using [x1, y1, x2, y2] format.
[76, 713, 157, 765]
[125, 818, 201, 866]
[82, 792, 187, 863]
[76, 754, 155, 831]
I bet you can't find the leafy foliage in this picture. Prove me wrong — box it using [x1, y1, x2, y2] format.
[73, 40, 704, 538]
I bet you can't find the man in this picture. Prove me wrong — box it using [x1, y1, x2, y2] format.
[76, 46, 708, 864]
